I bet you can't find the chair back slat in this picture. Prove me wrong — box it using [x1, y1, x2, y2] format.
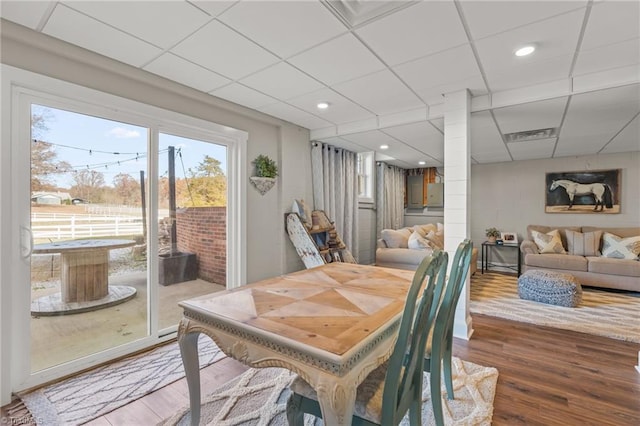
[433, 239, 473, 352]
[381, 249, 449, 425]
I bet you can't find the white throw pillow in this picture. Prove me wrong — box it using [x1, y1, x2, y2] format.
[531, 229, 566, 254]
[601, 232, 640, 260]
[408, 230, 433, 250]
[381, 228, 412, 248]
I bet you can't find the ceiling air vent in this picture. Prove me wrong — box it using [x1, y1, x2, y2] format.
[504, 128, 558, 143]
[322, 0, 417, 27]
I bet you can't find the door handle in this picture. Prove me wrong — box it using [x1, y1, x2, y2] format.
[20, 226, 33, 259]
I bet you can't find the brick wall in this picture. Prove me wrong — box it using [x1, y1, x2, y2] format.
[177, 207, 227, 285]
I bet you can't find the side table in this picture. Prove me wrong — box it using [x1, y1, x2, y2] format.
[481, 241, 521, 276]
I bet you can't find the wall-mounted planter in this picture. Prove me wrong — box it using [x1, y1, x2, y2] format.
[250, 176, 276, 195]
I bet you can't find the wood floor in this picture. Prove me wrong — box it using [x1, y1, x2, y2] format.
[2, 313, 639, 425]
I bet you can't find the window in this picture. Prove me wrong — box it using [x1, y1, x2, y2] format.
[357, 151, 375, 203]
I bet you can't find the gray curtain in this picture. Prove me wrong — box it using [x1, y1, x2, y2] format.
[376, 162, 406, 237]
[311, 142, 359, 261]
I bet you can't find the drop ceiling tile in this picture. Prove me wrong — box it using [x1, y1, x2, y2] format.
[430, 119, 445, 133]
[258, 102, 332, 130]
[340, 130, 397, 151]
[287, 88, 374, 124]
[218, 1, 345, 58]
[574, 38, 640, 77]
[415, 75, 488, 105]
[240, 62, 324, 100]
[63, 1, 210, 49]
[470, 111, 512, 163]
[171, 20, 279, 80]
[555, 84, 640, 156]
[316, 137, 369, 153]
[508, 137, 557, 161]
[355, 1, 467, 66]
[393, 44, 483, 94]
[144, 53, 230, 93]
[342, 129, 432, 166]
[333, 70, 424, 115]
[210, 83, 278, 110]
[190, 1, 237, 17]
[493, 97, 568, 134]
[600, 114, 640, 154]
[581, 0, 640, 50]
[484, 55, 573, 92]
[0, 0, 53, 29]
[475, 9, 583, 73]
[382, 121, 444, 161]
[43, 4, 161, 68]
[288, 33, 386, 86]
[459, 0, 587, 40]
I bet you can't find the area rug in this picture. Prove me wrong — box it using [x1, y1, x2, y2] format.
[20, 334, 224, 425]
[471, 272, 640, 343]
[162, 357, 498, 426]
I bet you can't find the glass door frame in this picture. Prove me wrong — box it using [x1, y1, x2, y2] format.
[1, 64, 247, 393]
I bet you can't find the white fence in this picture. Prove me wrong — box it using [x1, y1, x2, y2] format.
[31, 213, 144, 241]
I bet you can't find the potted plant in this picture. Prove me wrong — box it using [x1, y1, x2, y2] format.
[253, 154, 278, 178]
[250, 155, 278, 195]
[485, 227, 500, 243]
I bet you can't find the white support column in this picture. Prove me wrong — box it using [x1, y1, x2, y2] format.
[443, 89, 473, 340]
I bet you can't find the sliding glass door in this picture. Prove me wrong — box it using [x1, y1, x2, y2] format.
[29, 104, 151, 372]
[3, 67, 246, 394]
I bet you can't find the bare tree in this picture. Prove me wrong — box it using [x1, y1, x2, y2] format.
[71, 169, 106, 202]
[113, 173, 141, 206]
[30, 109, 70, 191]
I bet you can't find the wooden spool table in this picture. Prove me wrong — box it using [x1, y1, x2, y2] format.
[33, 239, 136, 303]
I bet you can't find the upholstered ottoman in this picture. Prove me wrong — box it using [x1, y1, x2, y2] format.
[517, 270, 582, 307]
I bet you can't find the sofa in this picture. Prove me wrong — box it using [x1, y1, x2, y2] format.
[375, 224, 478, 275]
[521, 225, 640, 292]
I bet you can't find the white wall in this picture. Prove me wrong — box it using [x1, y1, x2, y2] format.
[0, 20, 312, 404]
[358, 206, 376, 265]
[470, 151, 640, 264]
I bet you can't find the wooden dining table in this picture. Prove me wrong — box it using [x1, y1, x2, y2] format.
[178, 262, 416, 426]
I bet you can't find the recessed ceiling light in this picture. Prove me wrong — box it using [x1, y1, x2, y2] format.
[380, 144, 389, 150]
[418, 161, 426, 165]
[515, 44, 536, 57]
[317, 102, 329, 110]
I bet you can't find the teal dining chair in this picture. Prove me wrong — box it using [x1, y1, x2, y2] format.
[423, 239, 474, 426]
[286, 249, 449, 426]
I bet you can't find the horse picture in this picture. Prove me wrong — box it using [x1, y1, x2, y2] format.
[545, 169, 620, 214]
[549, 180, 613, 211]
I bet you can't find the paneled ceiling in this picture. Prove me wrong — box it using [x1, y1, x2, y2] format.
[1, 0, 639, 167]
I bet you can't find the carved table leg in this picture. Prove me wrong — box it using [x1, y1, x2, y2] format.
[315, 377, 357, 426]
[178, 321, 201, 426]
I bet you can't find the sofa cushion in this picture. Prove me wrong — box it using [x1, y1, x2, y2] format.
[408, 230, 432, 250]
[531, 229, 566, 254]
[527, 225, 580, 249]
[601, 232, 640, 260]
[414, 223, 436, 236]
[565, 230, 603, 256]
[425, 230, 444, 250]
[582, 226, 640, 239]
[524, 253, 588, 271]
[381, 228, 412, 248]
[376, 247, 432, 265]
[587, 256, 640, 277]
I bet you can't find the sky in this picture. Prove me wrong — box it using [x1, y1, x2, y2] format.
[33, 104, 227, 189]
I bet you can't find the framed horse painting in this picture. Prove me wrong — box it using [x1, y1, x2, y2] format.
[545, 169, 621, 214]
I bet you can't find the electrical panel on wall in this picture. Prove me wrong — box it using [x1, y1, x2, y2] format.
[426, 183, 444, 207]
